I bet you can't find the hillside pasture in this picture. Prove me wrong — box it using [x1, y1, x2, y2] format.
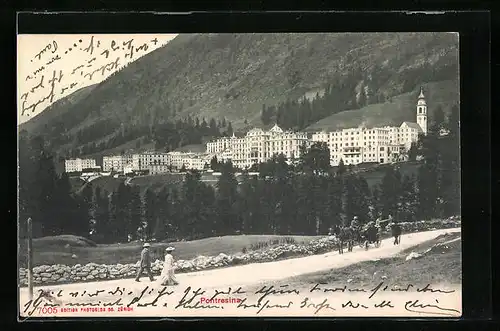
[75, 176, 125, 195]
[174, 144, 207, 153]
[72, 173, 185, 196]
[81, 138, 155, 161]
[357, 161, 421, 188]
[129, 173, 185, 192]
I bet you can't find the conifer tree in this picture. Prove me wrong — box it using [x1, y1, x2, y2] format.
[127, 185, 143, 239]
[215, 162, 239, 235]
[226, 122, 234, 136]
[432, 104, 445, 132]
[107, 192, 122, 242]
[337, 158, 347, 176]
[94, 188, 111, 243]
[380, 166, 403, 219]
[153, 186, 170, 241]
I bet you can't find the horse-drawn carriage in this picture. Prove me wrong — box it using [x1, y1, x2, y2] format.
[328, 216, 403, 254]
[359, 221, 382, 250]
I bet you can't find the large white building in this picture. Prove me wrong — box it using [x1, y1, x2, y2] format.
[100, 151, 209, 174]
[207, 137, 232, 154]
[104, 152, 171, 173]
[138, 152, 170, 170]
[206, 124, 311, 169]
[64, 158, 98, 173]
[311, 87, 427, 166]
[183, 154, 210, 171]
[103, 155, 127, 172]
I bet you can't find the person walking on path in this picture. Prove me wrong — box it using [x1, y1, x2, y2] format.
[159, 247, 179, 286]
[135, 243, 155, 282]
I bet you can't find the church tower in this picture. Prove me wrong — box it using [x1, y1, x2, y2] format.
[416, 87, 428, 135]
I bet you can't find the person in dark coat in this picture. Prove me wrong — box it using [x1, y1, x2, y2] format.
[390, 222, 402, 245]
[135, 243, 155, 282]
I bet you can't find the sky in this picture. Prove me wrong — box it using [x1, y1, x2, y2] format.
[17, 34, 178, 124]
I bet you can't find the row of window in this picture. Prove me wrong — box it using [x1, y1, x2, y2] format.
[324, 133, 416, 142]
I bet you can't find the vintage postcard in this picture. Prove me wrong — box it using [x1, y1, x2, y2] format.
[18, 32, 461, 318]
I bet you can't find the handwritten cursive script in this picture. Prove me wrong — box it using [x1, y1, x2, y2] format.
[33, 40, 58, 62]
[18, 34, 171, 122]
[20, 281, 460, 317]
[404, 299, 461, 316]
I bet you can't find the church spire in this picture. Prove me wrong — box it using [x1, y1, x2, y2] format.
[418, 86, 425, 99]
[416, 86, 428, 135]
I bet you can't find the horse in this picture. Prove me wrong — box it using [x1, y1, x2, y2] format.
[350, 226, 365, 248]
[331, 225, 354, 254]
[391, 223, 402, 245]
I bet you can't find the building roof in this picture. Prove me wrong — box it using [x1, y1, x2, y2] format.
[269, 124, 284, 133]
[401, 121, 423, 132]
[232, 131, 246, 138]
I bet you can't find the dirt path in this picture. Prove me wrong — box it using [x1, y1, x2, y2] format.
[19, 228, 462, 318]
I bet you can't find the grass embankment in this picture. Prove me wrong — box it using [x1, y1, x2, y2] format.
[72, 173, 185, 196]
[128, 173, 184, 185]
[75, 176, 124, 195]
[18, 234, 320, 268]
[358, 161, 420, 188]
[281, 231, 461, 288]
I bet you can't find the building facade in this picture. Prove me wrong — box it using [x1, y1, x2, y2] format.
[206, 137, 232, 154]
[206, 124, 311, 169]
[99, 151, 210, 175]
[64, 158, 98, 173]
[103, 155, 127, 172]
[182, 154, 209, 171]
[137, 152, 170, 171]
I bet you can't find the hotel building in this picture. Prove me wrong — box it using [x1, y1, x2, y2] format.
[311, 87, 427, 166]
[65, 158, 98, 173]
[207, 124, 311, 169]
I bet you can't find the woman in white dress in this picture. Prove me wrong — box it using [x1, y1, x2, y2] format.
[160, 247, 179, 286]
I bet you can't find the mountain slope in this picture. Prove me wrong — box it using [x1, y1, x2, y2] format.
[19, 84, 97, 134]
[20, 33, 459, 157]
[307, 80, 459, 132]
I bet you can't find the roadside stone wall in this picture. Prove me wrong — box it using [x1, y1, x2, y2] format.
[18, 218, 460, 286]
